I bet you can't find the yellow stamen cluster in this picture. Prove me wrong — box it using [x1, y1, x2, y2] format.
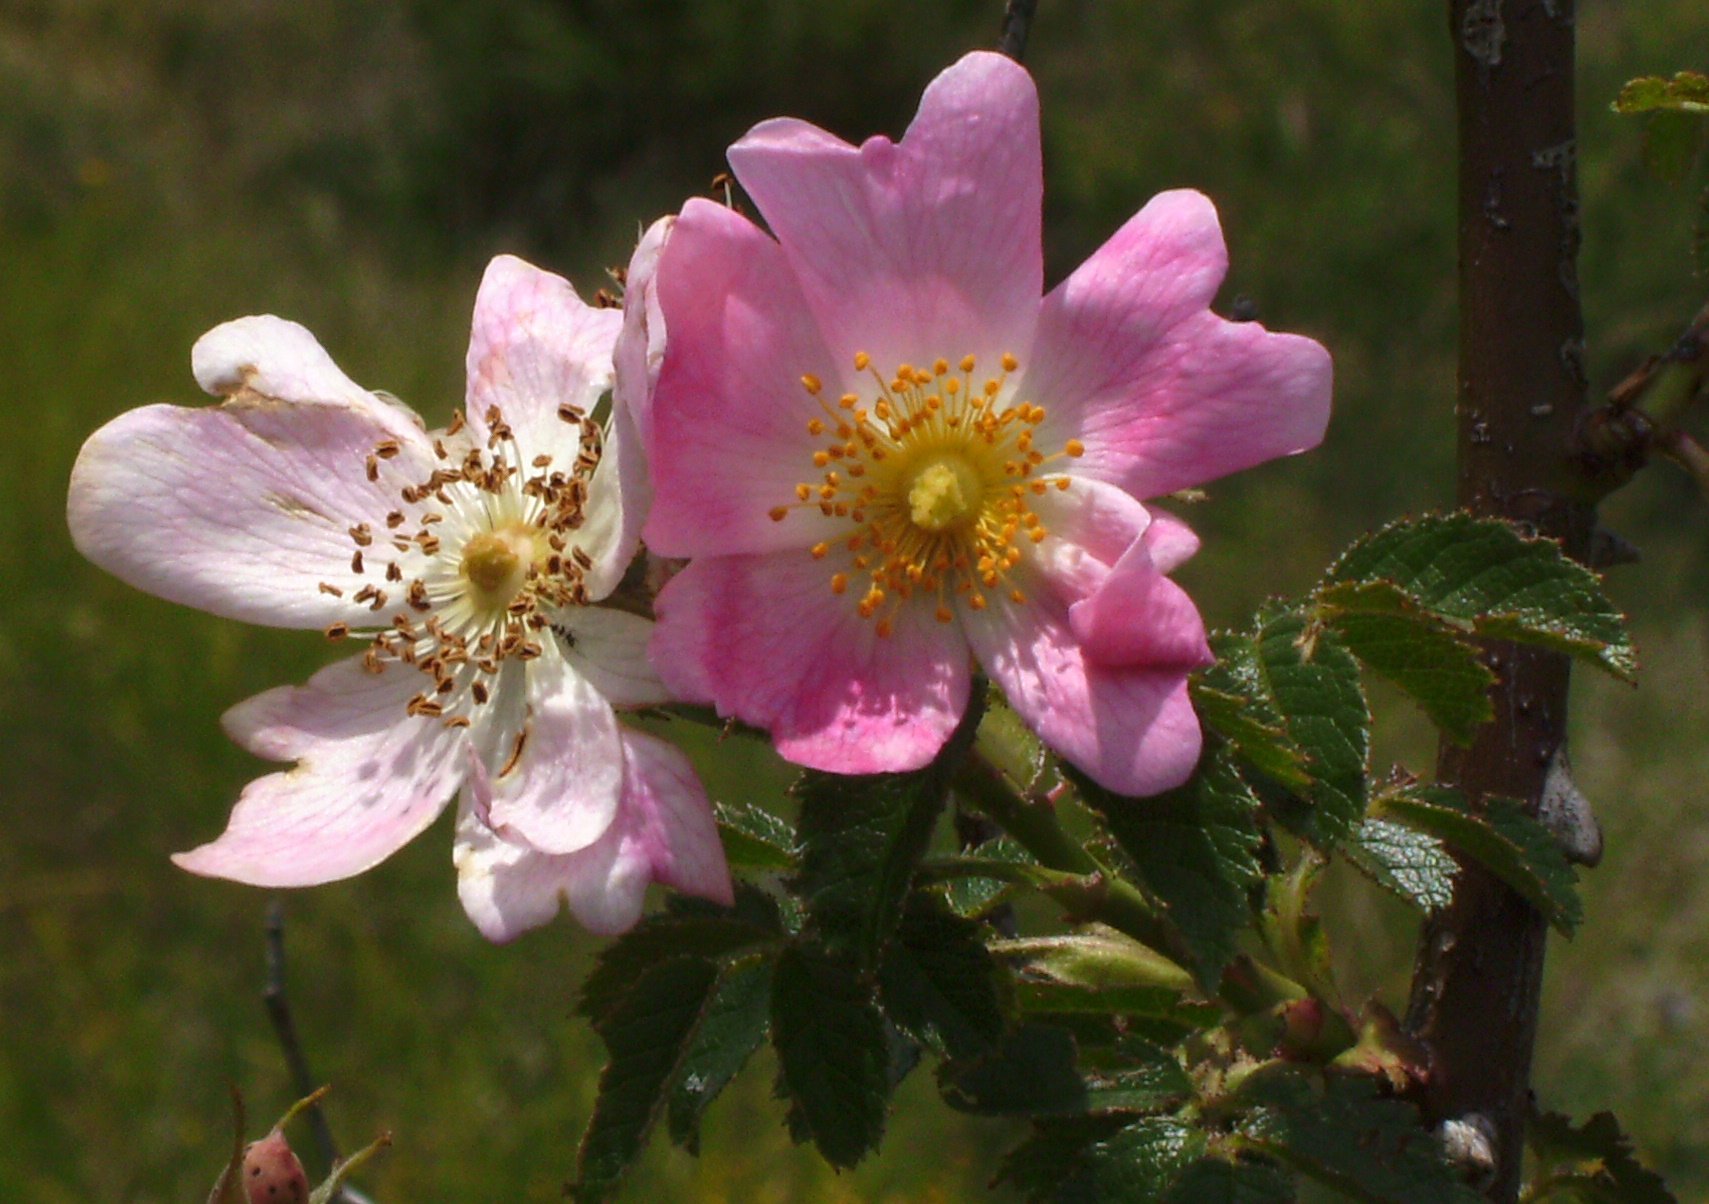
[772, 352, 1084, 636]
[322, 404, 603, 727]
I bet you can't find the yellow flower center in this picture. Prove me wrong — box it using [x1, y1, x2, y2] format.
[318, 403, 606, 734]
[771, 352, 1085, 636]
[459, 526, 535, 608]
[906, 453, 982, 532]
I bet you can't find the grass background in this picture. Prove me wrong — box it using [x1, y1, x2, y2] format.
[4, 1, 1708, 1197]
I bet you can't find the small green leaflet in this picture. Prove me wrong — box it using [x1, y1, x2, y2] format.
[877, 895, 1010, 1061]
[1342, 817, 1459, 911]
[1320, 512, 1635, 681]
[1080, 748, 1265, 989]
[1235, 1067, 1481, 1202]
[792, 757, 954, 970]
[666, 955, 774, 1154]
[1614, 72, 1709, 115]
[1205, 607, 1371, 847]
[572, 957, 721, 1203]
[1527, 1108, 1677, 1203]
[770, 943, 891, 1168]
[1374, 785, 1582, 933]
[940, 1023, 1191, 1118]
[713, 799, 797, 872]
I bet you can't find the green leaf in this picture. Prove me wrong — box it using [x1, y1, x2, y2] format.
[999, 1116, 1208, 1203]
[1320, 591, 1496, 744]
[940, 1023, 1191, 1117]
[1342, 817, 1459, 911]
[714, 799, 797, 872]
[1190, 679, 1312, 791]
[665, 955, 774, 1154]
[1374, 785, 1581, 933]
[1528, 1109, 1677, 1202]
[577, 910, 780, 1025]
[1236, 1067, 1480, 1202]
[1162, 1158, 1295, 1203]
[1321, 512, 1636, 681]
[1081, 747, 1265, 988]
[793, 757, 954, 969]
[878, 895, 1009, 1060]
[770, 943, 890, 1168]
[1614, 71, 1709, 115]
[940, 835, 1033, 919]
[572, 957, 720, 1203]
[1211, 607, 1371, 846]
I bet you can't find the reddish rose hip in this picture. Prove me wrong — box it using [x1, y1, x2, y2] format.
[240, 1130, 308, 1203]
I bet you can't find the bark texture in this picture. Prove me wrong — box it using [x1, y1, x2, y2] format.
[1405, 3, 1595, 1199]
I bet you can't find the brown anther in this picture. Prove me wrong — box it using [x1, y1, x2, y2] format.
[349, 523, 373, 547]
[365, 456, 379, 481]
[324, 623, 349, 641]
[318, 583, 344, 597]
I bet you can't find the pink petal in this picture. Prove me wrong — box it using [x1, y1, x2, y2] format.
[191, 315, 427, 447]
[453, 729, 730, 942]
[965, 584, 1202, 797]
[480, 652, 624, 856]
[644, 198, 847, 558]
[560, 606, 674, 708]
[1138, 509, 1201, 574]
[727, 51, 1041, 373]
[69, 399, 428, 630]
[1025, 476, 1154, 600]
[463, 255, 622, 465]
[613, 216, 672, 456]
[1025, 190, 1332, 498]
[1068, 536, 1213, 669]
[581, 218, 673, 600]
[173, 656, 464, 885]
[652, 553, 971, 775]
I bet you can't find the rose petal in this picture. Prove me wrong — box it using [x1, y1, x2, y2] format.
[479, 651, 624, 856]
[191, 315, 427, 447]
[578, 220, 674, 601]
[1024, 476, 1153, 601]
[558, 605, 674, 708]
[1026, 190, 1332, 498]
[652, 552, 971, 775]
[69, 399, 428, 629]
[453, 729, 730, 942]
[1138, 509, 1201, 574]
[964, 584, 1201, 797]
[463, 255, 622, 468]
[645, 198, 848, 558]
[173, 656, 463, 885]
[728, 51, 1041, 373]
[1068, 536, 1213, 669]
[612, 216, 672, 456]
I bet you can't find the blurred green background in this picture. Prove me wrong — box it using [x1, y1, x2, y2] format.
[4, 0, 1708, 1198]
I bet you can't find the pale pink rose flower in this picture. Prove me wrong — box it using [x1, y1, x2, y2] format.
[641, 51, 1333, 796]
[68, 251, 731, 940]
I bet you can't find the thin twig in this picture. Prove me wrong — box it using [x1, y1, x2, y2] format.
[997, 0, 1039, 61]
[264, 900, 375, 1204]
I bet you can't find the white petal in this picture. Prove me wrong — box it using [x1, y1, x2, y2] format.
[174, 656, 464, 886]
[559, 606, 674, 708]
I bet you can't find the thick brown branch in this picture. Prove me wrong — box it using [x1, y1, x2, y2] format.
[1405, 4, 1594, 1200]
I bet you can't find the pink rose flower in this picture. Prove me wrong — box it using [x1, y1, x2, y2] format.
[640, 51, 1332, 795]
[68, 252, 731, 939]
